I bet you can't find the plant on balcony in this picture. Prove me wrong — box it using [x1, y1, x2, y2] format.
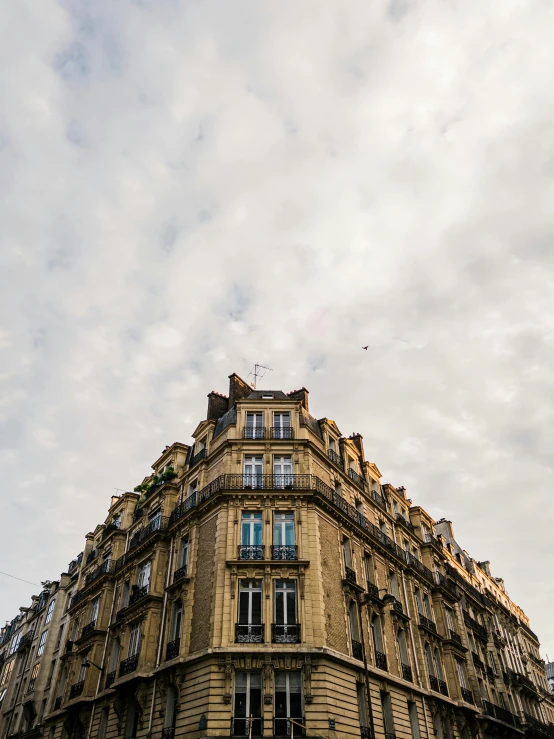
[161, 466, 177, 482]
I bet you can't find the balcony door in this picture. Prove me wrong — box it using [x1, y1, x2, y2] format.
[273, 412, 291, 439]
[274, 581, 297, 642]
[275, 672, 303, 737]
[128, 623, 141, 658]
[273, 513, 295, 559]
[245, 413, 264, 439]
[137, 561, 151, 592]
[241, 513, 263, 559]
[90, 597, 100, 624]
[237, 580, 263, 642]
[273, 456, 293, 488]
[233, 672, 262, 736]
[244, 456, 263, 488]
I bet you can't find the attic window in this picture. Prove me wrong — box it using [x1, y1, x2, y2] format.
[262, 394, 273, 399]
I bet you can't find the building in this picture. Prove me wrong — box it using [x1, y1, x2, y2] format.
[546, 663, 554, 697]
[1, 372, 553, 739]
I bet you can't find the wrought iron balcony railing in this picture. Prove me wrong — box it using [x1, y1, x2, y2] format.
[522, 713, 551, 735]
[449, 629, 462, 645]
[238, 545, 264, 560]
[231, 717, 264, 737]
[472, 652, 484, 670]
[101, 521, 121, 541]
[396, 513, 415, 532]
[235, 624, 264, 643]
[69, 681, 84, 699]
[105, 670, 116, 689]
[438, 679, 448, 696]
[348, 468, 366, 489]
[370, 489, 388, 511]
[375, 650, 387, 670]
[169, 492, 198, 525]
[429, 675, 439, 692]
[402, 663, 413, 682]
[272, 624, 300, 643]
[463, 611, 488, 641]
[344, 566, 357, 584]
[81, 620, 97, 639]
[433, 572, 458, 598]
[166, 638, 180, 660]
[273, 717, 306, 737]
[244, 427, 265, 439]
[406, 553, 434, 583]
[271, 545, 298, 560]
[461, 687, 474, 704]
[392, 598, 404, 615]
[119, 653, 139, 677]
[128, 584, 149, 607]
[384, 733, 397, 739]
[352, 639, 363, 660]
[85, 558, 116, 586]
[86, 549, 98, 566]
[162, 729, 176, 739]
[17, 632, 33, 651]
[360, 727, 372, 739]
[190, 447, 207, 466]
[419, 614, 437, 633]
[173, 565, 188, 583]
[53, 696, 62, 711]
[366, 581, 380, 599]
[270, 426, 294, 439]
[327, 449, 343, 467]
[129, 516, 169, 551]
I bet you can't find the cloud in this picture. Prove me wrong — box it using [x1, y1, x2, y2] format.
[1, 0, 554, 656]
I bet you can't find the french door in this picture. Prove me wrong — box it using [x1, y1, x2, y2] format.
[244, 456, 263, 488]
[233, 672, 262, 736]
[273, 456, 293, 488]
[275, 672, 303, 737]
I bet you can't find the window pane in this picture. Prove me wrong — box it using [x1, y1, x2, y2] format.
[251, 592, 262, 625]
[275, 592, 284, 624]
[286, 590, 296, 625]
[239, 592, 249, 624]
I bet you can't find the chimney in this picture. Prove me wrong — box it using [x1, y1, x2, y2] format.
[287, 387, 309, 412]
[435, 519, 455, 541]
[349, 433, 364, 459]
[478, 561, 492, 577]
[207, 391, 229, 421]
[228, 373, 252, 407]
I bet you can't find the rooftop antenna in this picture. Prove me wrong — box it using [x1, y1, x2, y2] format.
[247, 363, 273, 389]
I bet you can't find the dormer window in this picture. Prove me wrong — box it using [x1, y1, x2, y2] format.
[262, 395, 273, 399]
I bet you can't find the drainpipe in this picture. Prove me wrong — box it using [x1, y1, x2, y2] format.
[357, 596, 376, 739]
[147, 534, 176, 738]
[5, 632, 34, 737]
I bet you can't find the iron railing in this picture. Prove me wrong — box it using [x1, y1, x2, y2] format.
[449, 629, 462, 644]
[429, 675, 439, 692]
[433, 572, 458, 598]
[166, 638, 180, 660]
[493, 705, 520, 727]
[81, 620, 97, 638]
[472, 652, 484, 670]
[461, 687, 474, 704]
[392, 598, 404, 615]
[522, 713, 552, 735]
[348, 468, 366, 489]
[463, 611, 488, 641]
[271, 545, 298, 560]
[169, 492, 198, 525]
[370, 490, 388, 511]
[272, 624, 300, 643]
[327, 449, 343, 467]
[231, 718, 264, 737]
[235, 624, 264, 643]
[345, 566, 357, 584]
[375, 651, 387, 670]
[366, 582, 380, 599]
[419, 614, 437, 633]
[101, 521, 121, 541]
[85, 558, 116, 586]
[271, 427, 294, 439]
[402, 663, 412, 682]
[173, 565, 188, 583]
[86, 549, 98, 566]
[105, 670, 116, 689]
[396, 514, 415, 532]
[244, 427, 265, 439]
[190, 447, 207, 466]
[360, 728, 372, 739]
[438, 679, 448, 696]
[119, 653, 139, 677]
[69, 681, 84, 699]
[273, 718, 305, 737]
[162, 729, 176, 739]
[238, 545, 264, 560]
[352, 640, 363, 660]
[69, 589, 89, 610]
[129, 516, 169, 551]
[17, 633, 33, 651]
[406, 553, 434, 583]
[129, 584, 149, 606]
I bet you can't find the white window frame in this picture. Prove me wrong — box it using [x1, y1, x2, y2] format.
[45, 600, 55, 625]
[37, 630, 48, 657]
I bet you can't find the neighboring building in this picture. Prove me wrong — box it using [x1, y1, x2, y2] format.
[546, 662, 554, 696]
[1, 372, 553, 739]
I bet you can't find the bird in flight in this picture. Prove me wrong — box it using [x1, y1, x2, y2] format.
[362, 346, 368, 350]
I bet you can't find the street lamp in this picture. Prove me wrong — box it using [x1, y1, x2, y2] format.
[81, 658, 104, 672]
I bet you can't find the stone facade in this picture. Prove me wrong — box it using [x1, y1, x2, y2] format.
[1, 373, 553, 739]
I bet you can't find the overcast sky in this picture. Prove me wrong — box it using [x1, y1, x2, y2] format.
[1, 0, 553, 656]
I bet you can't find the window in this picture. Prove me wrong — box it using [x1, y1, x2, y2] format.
[379, 520, 387, 535]
[273, 512, 295, 546]
[28, 663, 40, 693]
[45, 600, 55, 625]
[244, 456, 263, 488]
[242, 512, 263, 546]
[37, 630, 48, 657]
[349, 602, 360, 646]
[46, 659, 56, 688]
[334, 481, 342, 496]
[108, 638, 120, 673]
[422, 525, 431, 542]
[172, 602, 183, 642]
[423, 593, 433, 620]
[355, 499, 364, 515]
[342, 537, 353, 570]
[380, 691, 395, 736]
[245, 412, 264, 439]
[398, 629, 409, 666]
[357, 683, 369, 731]
[389, 572, 401, 602]
[112, 512, 122, 529]
[456, 659, 467, 689]
[414, 588, 424, 616]
[273, 412, 291, 439]
[363, 554, 375, 585]
[434, 649, 444, 680]
[371, 615, 384, 658]
[274, 581, 297, 626]
[425, 644, 435, 677]
[90, 597, 100, 624]
[328, 438, 336, 453]
[0, 689, 6, 708]
[55, 624, 64, 650]
[98, 707, 110, 739]
[275, 672, 302, 734]
[137, 561, 151, 591]
[273, 455, 293, 487]
[9, 632, 21, 656]
[178, 536, 189, 573]
[1, 659, 14, 687]
[128, 623, 141, 657]
[78, 656, 88, 683]
[164, 685, 177, 730]
[148, 508, 161, 529]
[408, 701, 421, 739]
[120, 581, 130, 609]
[239, 581, 262, 625]
[189, 479, 198, 498]
[234, 672, 262, 736]
[262, 395, 273, 399]
[444, 607, 455, 632]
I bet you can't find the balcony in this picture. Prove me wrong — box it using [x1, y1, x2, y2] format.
[491, 705, 520, 727]
[375, 650, 387, 670]
[370, 489, 388, 512]
[162, 729, 176, 739]
[105, 670, 116, 689]
[272, 624, 301, 643]
[396, 514, 415, 533]
[348, 468, 366, 489]
[69, 681, 84, 700]
[327, 449, 343, 468]
[238, 545, 264, 560]
[53, 697, 62, 711]
[463, 611, 488, 641]
[429, 675, 439, 692]
[360, 728, 372, 739]
[344, 566, 357, 585]
[129, 584, 149, 607]
[244, 427, 265, 439]
[190, 447, 207, 466]
[101, 521, 121, 541]
[273, 718, 306, 737]
[231, 718, 264, 737]
[392, 598, 404, 615]
[271, 545, 298, 560]
[114, 553, 128, 572]
[119, 653, 139, 677]
[169, 492, 198, 526]
[448, 629, 462, 645]
[85, 558, 116, 587]
[461, 687, 474, 704]
[385, 734, 397, 739]
[129, 516, 169, 551]
[366, 582, 380, 599]
[70, 589, 89, 610]
[472, 652, 484, 670]
[86, 549, 98, 566]
[173, 565, 188, 583]
[522, 713, 552, 736]
[81, 620, 97, 639]
[510, 670, 537, 692]
[433, 572, 458, 599]
[270, 426, 294, 439]
[166, 638, 180, 660]
[17, 633, 33, 651]
[438, 679, 448, 696]
[402, 663, 412, 682]
[133, 507, 144, 523]
[351, 639, 363, 660]
[406, 553, 434, 583]
[419, 614, 437, 633]
[235, 624, 264, 643]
